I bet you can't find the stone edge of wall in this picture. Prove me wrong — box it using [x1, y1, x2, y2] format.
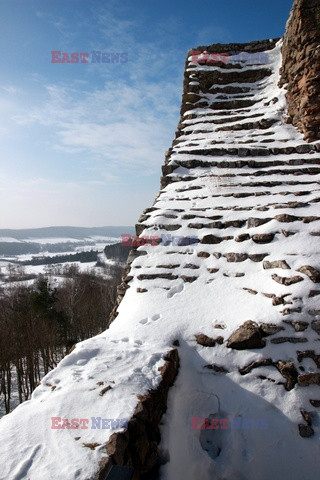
[279, 0, 320, 142]
[93, 348, 180, 480]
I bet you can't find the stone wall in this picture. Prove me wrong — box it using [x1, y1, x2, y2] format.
[280, 0, 320, 142]
[102, 7, 320, 476]
[95, 349, 179, 480]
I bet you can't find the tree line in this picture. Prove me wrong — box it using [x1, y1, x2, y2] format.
[21, 249, 98, 266]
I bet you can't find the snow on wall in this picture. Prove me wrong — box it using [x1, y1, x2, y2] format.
[0, 38, 320, 480]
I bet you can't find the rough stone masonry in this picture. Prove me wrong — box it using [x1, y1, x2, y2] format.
[280, 0, 320, 142]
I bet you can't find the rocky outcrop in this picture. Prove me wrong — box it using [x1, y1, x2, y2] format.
[227, 321, 265, 350]
[195, 334, 216, 347]
[298, 373, 320, 386]
[297, 265, 320, 283]
[280, 0, 320, 142]
[239, 358, 298, 391]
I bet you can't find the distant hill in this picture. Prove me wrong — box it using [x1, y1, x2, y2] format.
[0, 226, 135, 240]
[0, 226, 135, 256]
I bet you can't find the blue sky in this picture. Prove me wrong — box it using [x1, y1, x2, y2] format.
[0, 0, 293, 228]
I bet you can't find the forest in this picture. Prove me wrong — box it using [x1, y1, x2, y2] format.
[0, 263, 123, 414]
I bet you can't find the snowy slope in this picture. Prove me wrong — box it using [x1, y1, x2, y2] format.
[0, 40, 320, 479]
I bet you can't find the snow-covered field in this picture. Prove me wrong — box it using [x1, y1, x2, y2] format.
[0, 236, 121, 287]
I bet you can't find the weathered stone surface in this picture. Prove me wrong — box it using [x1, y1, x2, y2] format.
[213, 323, 226, 329]
[275, 214, 299, 223]
[195, 334, 216, 347]
[271, 337, 308, 344]
[197, 251, 210, 258]
[309, 290, 320, 298]
[280, 0, 320, 142]
[281, 307, 302, 315]
[252, 233, 275, 244]
[298, 373, 320, 386]
[297, 350, 320, 368]
[224, 252, 248, 262]
[207, 268, 219, 273]
[311, 320, 320, 335]
[276, 361, 299, 391]
[99, 385, 112, 396]
[239, 358, 273, 374]
[96, 349, 179, 478]
[204, 364, 229, 373]
[200, 234, 223, 244]
[156, 264, 180, 269]
[272, 296, 286, 306]
[262, 292, 276, 298]
[196, 67, 273, 90]
[227, 321, 265, 350]
[83, 442, 101, 450]
[271, 274, 303, 286]
[248, 253, 268, 262]
[181, 275, 198, 283]
[302, 216, 320, 224]
[301, 409, 312, 427]
[297, 265, 320, 283]
[243, 288, 258, 295]
[127, 249, 147, 265]
[215, 336, 224, 345]
[247, 217, 272, 228]
[137, 273, 178, 281]
[259, 323, 285, 336]
[281, 230, 296, 237]
[263, 260, 291, 270]
[284, 320, 309, 332]
[235, 233, 250, 242]
[240, 358, 298, 391]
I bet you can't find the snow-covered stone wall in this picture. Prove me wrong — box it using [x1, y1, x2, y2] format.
[0, 7, 320, 480]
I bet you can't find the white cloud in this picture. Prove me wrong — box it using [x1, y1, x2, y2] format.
[12, 76, 180, 177]
[1, 2, 186, 227]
